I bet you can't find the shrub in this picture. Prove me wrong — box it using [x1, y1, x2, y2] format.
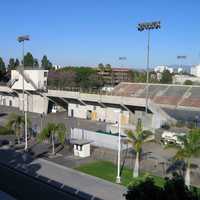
[0, 126, 14, 135]
[125, 174, 200, 200]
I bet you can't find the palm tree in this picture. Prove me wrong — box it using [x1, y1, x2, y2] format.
[6, 113, 25, 144]
[38, 123, 66, 155]
[126, 119, 154, 178]
[167, 128, 200, 187]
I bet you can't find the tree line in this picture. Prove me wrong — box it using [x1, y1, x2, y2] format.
[0, 53, 53, 82]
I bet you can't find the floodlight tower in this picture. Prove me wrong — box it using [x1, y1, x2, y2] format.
[17, 35, 30, 151]
[137, 21, 161, 113]
[177, 55, 187, 73]
[119, 57, 127, 67]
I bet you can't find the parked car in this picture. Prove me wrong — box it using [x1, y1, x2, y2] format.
[161, 131, 186, 147]
[51, 105, 58, 113]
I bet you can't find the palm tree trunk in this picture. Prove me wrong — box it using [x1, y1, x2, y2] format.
[52, 134, 55, 155]
[133, 152, 139, 178]
[185, 160, 191, 188]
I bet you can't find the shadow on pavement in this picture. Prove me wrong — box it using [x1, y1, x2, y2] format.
[0, 148, 103, 200]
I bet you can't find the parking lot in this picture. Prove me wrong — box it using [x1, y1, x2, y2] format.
[0, 105, 107, 133]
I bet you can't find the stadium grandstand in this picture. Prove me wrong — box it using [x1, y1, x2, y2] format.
[112, 82, 200, 124]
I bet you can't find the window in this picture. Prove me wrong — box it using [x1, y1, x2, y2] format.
[93, 106, 96, 110]
[44, 72, 48, 77]
[9, 100, 12, 106]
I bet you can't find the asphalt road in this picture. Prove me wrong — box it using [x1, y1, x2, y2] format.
[0, 106, 107, 133]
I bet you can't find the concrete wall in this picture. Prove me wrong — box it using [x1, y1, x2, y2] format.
[0, 93, 48, 114]
[68, 103, 129, 125]
[71, 128, 128, 150]
[11, 70, 48, 91]
[0, 94, 19, 107]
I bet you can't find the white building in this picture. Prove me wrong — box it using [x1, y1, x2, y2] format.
[70, 139, 91, 158]
[154, 65, 174, 73]
[1, 69, 49, 114]
[191, 65, 200, 77]
[53, 65, 61, 70]
[173, 74, 200, 84]
[11, 69, 48, 91]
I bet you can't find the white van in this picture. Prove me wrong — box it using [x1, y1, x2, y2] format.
[51, 105, 58, 113]
[161, 131, 186, 147]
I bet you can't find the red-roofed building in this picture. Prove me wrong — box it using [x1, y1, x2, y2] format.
[97, 67, 132, 85]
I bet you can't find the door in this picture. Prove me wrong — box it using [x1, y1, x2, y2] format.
[71, 109, 74, 118]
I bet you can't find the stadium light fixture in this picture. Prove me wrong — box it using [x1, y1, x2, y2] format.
[17, 35, 30, 43]
[177, 55, 187, 72]
[137, 21, 161, 113]
[17, 35, 30, 151]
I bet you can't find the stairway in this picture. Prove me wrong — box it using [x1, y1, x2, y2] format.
[148, 100, 177, 124]
[17, 68, 38, 90]
[7, 78, 18, 88]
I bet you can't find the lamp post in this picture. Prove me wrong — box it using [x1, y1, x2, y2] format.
[116, 109, 122, 184]
[119, 57, 127, 67]
[177, 55, 186, 73]
[17, 35, 30, 151]
[137, 21, 161, 113]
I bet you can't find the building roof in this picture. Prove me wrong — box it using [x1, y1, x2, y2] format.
[70, 139, 92, 145]
[112, 68, 131, 72]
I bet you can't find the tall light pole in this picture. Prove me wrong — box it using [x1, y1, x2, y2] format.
[119, 57, 127, 67]
[137, 21, 161, 113]
[17, 35, 30, 151]
[177, 55, 186, 73]
[116, 109, 122, 184]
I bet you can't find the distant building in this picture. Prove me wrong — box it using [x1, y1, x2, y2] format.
[177, 67, 183, 73]
[173, 74, 200, 84]
[97, 67, 132, 86]
[53, 65, 61, 70]
[154, 65, 173, 73]
[191, 64, 200, 77]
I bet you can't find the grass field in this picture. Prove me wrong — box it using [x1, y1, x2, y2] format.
[75, 160, 165, 187]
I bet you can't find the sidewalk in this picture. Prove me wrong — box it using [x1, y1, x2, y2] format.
[32, 158, 126, 200]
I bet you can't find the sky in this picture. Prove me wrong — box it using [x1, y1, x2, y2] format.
[1, 0, 200, 68]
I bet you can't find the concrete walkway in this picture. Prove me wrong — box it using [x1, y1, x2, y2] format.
[32, 158, 126, 200]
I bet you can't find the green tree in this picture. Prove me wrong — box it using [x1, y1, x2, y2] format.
[15, 58, 20, 67]
[126, 119, 154, 177]
[24, 52, 34, 67]
[125, 174, 199, 200]
[167, 129, 200, 187]
[105, 64, 112, 71]
[0, 57, 6, 80]
[8, 58, 15, 70]
[184, 80, 193, 85]
[6, 113, 25, 144]
[41, 55, 52, 70]
[0, 126, 14, 135]
[160, 70, 172, 84]
[33, 58, 39, 68]
[38, 123, 66, 155]
[133, 71, 146, 83]
[98, 63, 104, 71]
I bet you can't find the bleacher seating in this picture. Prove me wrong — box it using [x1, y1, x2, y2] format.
[112, 82, 200, 109]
